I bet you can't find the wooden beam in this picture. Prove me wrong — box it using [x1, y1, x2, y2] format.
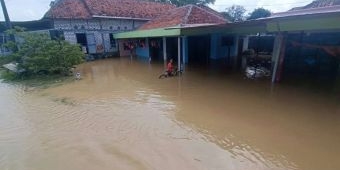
[272, 34, 287, 83]
[271, 35, 281, 82]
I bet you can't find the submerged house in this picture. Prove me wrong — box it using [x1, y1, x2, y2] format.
[115, 4, 229, 69]
[256, 5, 340, 83]
[114, 3, 340, 85]
[44, 0, 175, 55]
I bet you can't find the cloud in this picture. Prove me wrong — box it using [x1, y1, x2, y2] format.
[0, 0, 51, 21]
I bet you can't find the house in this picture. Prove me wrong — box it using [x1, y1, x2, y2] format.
[114, 3, 340, 85]
[44, 0, 175, 55]
[114, 4, 229, 69]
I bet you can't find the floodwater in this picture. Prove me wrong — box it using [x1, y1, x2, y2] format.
[0, 58, 339, 170]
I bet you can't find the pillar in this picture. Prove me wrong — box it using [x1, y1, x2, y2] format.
[272, 34, 287, 83]
[163, 37, 167, 68]
[233, 35, 240, 69]
[242, 36, 249, 52]
[178, 37, 181, 70]
[181, 36, 188, 71]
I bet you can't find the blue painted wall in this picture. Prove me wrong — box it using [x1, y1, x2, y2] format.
[136, 38, 149, 59]
[210, 33, 237, 60]
[182, 37, 189, 64]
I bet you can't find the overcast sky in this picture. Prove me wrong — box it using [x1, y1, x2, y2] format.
[0, 0, 313, 21]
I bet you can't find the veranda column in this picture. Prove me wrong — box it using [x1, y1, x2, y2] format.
[271, 33, 286, 83]
[163, 37, 167, 68]
[181, 36, 187, 71]
[242, 36, 249, 52]
[178, 36, 181, 70]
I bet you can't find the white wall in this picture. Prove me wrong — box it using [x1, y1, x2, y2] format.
[53, 19, 147, 54]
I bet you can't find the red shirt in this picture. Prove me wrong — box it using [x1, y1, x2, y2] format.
[167, 62, 174, 72]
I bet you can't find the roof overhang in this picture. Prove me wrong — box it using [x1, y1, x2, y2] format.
[264, 12, 340, 32]
[114, 9, 340, 39]
[114, 27, 181, 39]
[114, 24, 230, 39]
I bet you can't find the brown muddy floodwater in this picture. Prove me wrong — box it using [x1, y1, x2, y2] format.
[0, 58, 339, 170]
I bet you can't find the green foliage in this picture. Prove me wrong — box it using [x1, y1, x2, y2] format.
[0, 70, 17, 80]
[225, 5, 246, 22]
[220, 11, 233, 21]
[0, 55, 15, 65]
[247, 8, 271, 20]
[5, 28, 84, 77]
[148, 0, 215, 6]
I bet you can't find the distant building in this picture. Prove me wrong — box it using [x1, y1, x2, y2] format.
[0, 20, 53, 55]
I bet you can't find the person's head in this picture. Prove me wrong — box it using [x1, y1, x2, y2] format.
[169, 59, 173, 63]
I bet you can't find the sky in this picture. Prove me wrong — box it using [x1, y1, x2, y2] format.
[0, 0, 314, 21]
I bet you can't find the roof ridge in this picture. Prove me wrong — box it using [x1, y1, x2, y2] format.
[183, 5, 194, 25]
[80, 0, 93, 17]
[195, 5, 227, 22]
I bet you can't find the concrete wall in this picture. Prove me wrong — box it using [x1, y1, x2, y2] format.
[182, 37, 188, 64]
[136, 38, 149, 58]
[210, 34, 223, 60]
[53, 19, 147, 54]
[210, 33, 237, 60]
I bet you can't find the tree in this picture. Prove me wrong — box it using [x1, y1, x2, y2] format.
[148, 0, 215, 6]
[247, 8, 271, 20]
[6, 28, 84, 76]
[225, 5, 246, 22]
[220, 11, 232, 21]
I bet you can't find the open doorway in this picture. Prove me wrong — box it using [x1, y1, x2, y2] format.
[149, 38, 163, 61]
[76, 33, 88, 53]
[165, 37, 178, 63]
[188, 35, 211, 66]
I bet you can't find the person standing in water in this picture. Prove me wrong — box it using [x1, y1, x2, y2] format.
[166, 59, 174, 76]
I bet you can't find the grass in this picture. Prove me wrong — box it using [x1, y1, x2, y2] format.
[0, 69, 74, 89]
[1, 57, 75, 88]
[0, 56, 14, 66]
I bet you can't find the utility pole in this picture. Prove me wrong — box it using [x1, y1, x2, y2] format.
[0, 0, 12, 29]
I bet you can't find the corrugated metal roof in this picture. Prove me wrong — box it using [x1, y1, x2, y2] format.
[269, 5, 340, 19]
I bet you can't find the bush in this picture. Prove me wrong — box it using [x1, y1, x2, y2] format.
[5, 28, 84, 77]
[0, 70, 17, 80]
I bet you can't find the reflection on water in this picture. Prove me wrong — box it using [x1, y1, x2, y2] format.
[0, 58, 339, 170]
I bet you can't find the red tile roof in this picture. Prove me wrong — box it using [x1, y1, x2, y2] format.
[45, 0, 91, 19]
[45, 0, 175, 20]
[139, 5, 228, 30]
